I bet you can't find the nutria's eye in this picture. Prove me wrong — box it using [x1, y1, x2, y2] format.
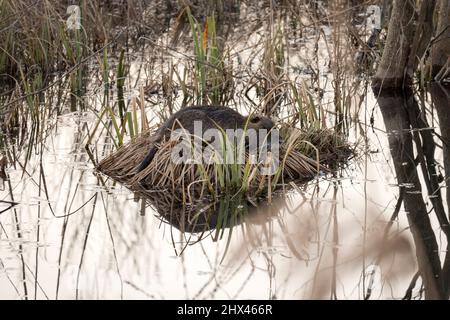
[250, 116, 260, 123]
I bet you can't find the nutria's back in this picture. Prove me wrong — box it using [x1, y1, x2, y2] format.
[156, 105, 273, 139]
[137, 105, 275, 172]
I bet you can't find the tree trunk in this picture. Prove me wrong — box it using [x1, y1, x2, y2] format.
[376, 89, 444, 299]
[430, 83, 450, 297]
[431, 0, 450, 78]
[407, 0, 436, 76]
[372, 0, 416, 90]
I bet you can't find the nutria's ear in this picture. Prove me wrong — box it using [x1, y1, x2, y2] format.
[250, 115, 261, 123]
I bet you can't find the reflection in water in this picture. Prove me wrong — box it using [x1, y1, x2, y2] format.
[1, 95, 429, 299]
[142, 191, 285, 234]
[431, 84, 450, 220]
[375, 83, 450, 299]
[2, 83, 449, 299]
[1, 15, 448, 298]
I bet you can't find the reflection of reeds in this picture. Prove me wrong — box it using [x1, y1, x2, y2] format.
[1, 1, 402, 300]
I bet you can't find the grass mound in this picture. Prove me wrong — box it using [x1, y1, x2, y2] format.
[97, 125, 353, 199]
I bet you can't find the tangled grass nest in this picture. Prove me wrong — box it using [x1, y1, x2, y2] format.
[96, 126, 353, 199]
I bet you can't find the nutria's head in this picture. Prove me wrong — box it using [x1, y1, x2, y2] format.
[246, 114, 275, 131]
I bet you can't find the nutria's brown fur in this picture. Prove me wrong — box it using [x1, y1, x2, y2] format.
[137, 105, 275, 172]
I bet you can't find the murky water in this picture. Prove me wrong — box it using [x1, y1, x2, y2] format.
[1, 86, 428, 299]
[1, 5, 448, 299]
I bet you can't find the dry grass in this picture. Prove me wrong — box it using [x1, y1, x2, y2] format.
[96, 125, 353, 199]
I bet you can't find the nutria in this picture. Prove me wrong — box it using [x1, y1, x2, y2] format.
[137, 105, 275, 172]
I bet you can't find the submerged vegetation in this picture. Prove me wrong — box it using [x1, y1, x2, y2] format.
[0, 0, 449, 300]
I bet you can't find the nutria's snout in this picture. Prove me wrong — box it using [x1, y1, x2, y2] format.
[245, 114, 281, 153]
[247, 114, 275, 131]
